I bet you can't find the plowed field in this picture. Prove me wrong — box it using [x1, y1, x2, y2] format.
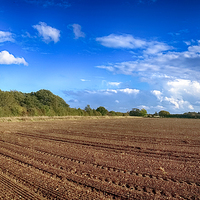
[0, 117, 199, 199]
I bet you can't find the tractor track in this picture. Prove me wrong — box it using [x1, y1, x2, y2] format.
[8, 132, 200, 162]
[0, 153, 138, 200]
[46, 129, 200, 148]
[1, 118, 200, 200]
[0, 155, 92, 200]
[0, 141, 199, 199]
[0, 173, 40, 200]
[0, 140, 200, 187]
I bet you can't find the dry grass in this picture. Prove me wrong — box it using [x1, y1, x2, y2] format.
[0, 115, 137, 122]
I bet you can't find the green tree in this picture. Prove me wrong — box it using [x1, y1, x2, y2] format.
[154, 112, 158, 116]
[96, 106, 108, 116]
[140, 108, 147, 117]
[129, 108, 147, 117]
[0, 90, 15, 108]
[109, 111, 116, 116]
[84, 105, 92, 112]
[92, 109, 102, 116]
[129, 108, 141, 116]
[159, 110, 170, 117]
[84, 105, 93, 115]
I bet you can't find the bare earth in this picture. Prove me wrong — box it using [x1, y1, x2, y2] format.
[0, 117, 199, 199]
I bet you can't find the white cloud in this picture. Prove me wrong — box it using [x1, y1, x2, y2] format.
[64, 88, 139, 96]
[0, 31, 14, 43]
[96, 37, 200, 113]
[184, 41, 191, 46]
[64, 85, 198, 113]
[33, 22, 60, 43]
[96, 34, 171, 55]
[85, 90, 97, 94]
[138, 105, 149, 110]
[167, 79, 200, 97]
[72, 24, 85, 39]
[164, 97, 193, 110]
[96, 65, 115, 72]
[99, 88, 139, 95]
[0, 50, 28, 66]
[151, 90, 163, 101]
[188, 105, 194, 110]
[188, 45, 200, 53]
[144, 42, 171, 55]
[96, 34, 147, 49]
[153, 105, 164, 110]
[22, 31, 35, 38]
[108, 82, 121, 86]
[97, 60, 160, 75]
[151, 79, 199, 111]
[96, 42, 200, 80]
[106, 89, 118, 94]
[119, 88, 140, 94]
[81, 79, 90, 82]
[64, 88, 140, 112]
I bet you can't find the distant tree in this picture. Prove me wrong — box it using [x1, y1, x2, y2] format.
[129, 108, 141, 116]
[92, 109, 102, 116]
[154, 112, 158, 116]
[35, 89, 69, 108]
[140, 108, 147, 117]
[123, 112, 129, 116]
[108, 111, 116, 116]
[0, 90, 15, 108]
[96, 106, 108, 116]
[129, 108, 147, 117]
[159, 110, 170, 117]
[10, 90, 26, 106]
[84, 105, 92, 112]
[84, 105, 94, 115]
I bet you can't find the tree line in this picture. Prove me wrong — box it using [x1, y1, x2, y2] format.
[0, 89, 198, 118]
[156, 110, 200, 119]
[0, 89, 128, 117]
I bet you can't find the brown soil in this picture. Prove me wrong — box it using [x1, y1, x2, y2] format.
[0, 117, 199, 199]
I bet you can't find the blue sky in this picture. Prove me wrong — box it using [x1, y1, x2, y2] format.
[1, 0, 200, 114]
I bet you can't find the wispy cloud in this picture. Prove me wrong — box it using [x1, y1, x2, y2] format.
[81, 79, 90, 82]
[96, 42, 200, 80]
[0, 31, 14, 43]
[64, 88, 140, 111]
[22, 31, 35, 39]
[144, 41, 172, 55]
[96, 34, 171, 55]
[96, 35, 200, 113]
[0, 50, 28, 66]
[96, 34, 146, 49]
[167, 79, 200, 97]
[23, 0, 70, 8]
[108, 82, 121, 86]
[151, 90, 163, 102]
[33, 22, 60, 43]
[164, 97, 193, 110]
[119, 88, 139, 94]
[71, 24, 85, 39]
[168, 29, 189, 37]
[64, 81, 198, 113]
[151, 79, 198, 111]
